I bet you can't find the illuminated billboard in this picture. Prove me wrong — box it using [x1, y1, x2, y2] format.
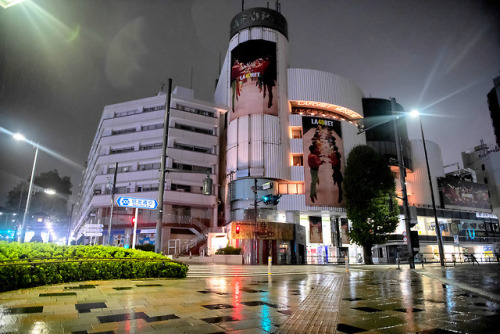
[302, 116, 344, 207]
[309, 216, 323, 243]
[439, 178, 491, 212]
[230, 40, 278, 122]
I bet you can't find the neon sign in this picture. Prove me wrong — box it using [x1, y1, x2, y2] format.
[290, 100, 363, 120]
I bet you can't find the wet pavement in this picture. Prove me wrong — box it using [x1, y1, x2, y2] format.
[0, 262, 498, 333]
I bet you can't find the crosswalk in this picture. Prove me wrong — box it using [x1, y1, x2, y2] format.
[186, 264, 347, 278]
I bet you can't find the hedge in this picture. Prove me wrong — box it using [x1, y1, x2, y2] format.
[215, 246, 241, 255]
[0, 242, 188, 292]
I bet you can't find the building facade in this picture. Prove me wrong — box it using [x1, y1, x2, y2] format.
[214, 7, 500, 265]
[72, 87, 225, 254]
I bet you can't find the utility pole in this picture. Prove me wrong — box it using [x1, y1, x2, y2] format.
[390, 98, 414, 269]
[253, 178, 258, 265]
[107, 162, 118, 245]
[156, 78, 172, 254]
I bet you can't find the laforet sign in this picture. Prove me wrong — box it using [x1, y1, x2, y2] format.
[230, 7, 288, 39]
[231, 221, 294, 240]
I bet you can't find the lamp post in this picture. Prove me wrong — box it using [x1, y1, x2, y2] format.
[156, 78, 172, 254]
[13, 133, 39, 243]
[410, 110, 445, 267]
[390, 98, 415, 269]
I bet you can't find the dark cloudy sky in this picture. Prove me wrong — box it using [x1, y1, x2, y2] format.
[1, 0, 499, 206]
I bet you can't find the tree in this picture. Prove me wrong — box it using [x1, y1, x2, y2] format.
[343, 145, 399, 264]
[6, 170, 72, 223]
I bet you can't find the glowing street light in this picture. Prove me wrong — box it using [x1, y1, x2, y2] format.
[14, 133, 39, 243]
[0, 0, 25, 9]
[410, 110, 445, 267]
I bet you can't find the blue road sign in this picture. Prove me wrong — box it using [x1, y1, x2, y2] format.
[116, 197, 158, 210]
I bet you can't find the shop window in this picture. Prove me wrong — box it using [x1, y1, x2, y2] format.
[292, 155, 303, 166]
[277, 183, 305, 195]
[291, 128, 302, 139]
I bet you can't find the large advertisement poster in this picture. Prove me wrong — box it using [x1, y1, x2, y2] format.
[302, 116, 344, 206]
[439, 178, 491, 211]
[230, 40, 278, 122]
[309, 216, 323, 243]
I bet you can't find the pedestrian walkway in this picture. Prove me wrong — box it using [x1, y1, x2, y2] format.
[0, 264, 498, 333]
[278, 274, 344, 333]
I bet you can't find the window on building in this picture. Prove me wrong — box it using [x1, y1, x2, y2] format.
[111, 128, 136, 135]
[115, 109, 139, 118]
[110, 147, 135, 154]
[172, 162, 212, 174]
[141, 123, 163, 131]
[482, 164, 485, 171]
[292, 155, 303, 166]
[137, 184, 159, 192]
[176, 104, 216, 118]
[171, 183, 191, 192]
[115, 186, 128, 194]
[143, 105, 164, 113]
[278, 183, 304, 195]
[173, 142, 212, 154]
[291, 128, 302, 139]
[173, 205, 191, 217]
[484, 177, 488, 184]
[174, 123, 213, 135]
[139, 143, 162, 151]
[139, 162, 161, 171]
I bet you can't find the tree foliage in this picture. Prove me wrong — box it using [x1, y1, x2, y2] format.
[343, 145, 399, 264]
[6, 170, 72, 222]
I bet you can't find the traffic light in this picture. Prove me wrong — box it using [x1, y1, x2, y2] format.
[262, 194, 281, 205]
[132, 217, 136, 224]
[236, 225, 240, 234]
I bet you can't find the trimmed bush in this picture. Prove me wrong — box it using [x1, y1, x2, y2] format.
[215, 246, 241, 255]
[0, 242, 188, 292]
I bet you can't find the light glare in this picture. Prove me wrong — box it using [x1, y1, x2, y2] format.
[410, 109, 420, 118]
[13, 133, 26, 141]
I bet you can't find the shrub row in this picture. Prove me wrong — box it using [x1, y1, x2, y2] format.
[0, 242, 188, 292]
[215, 246, 241, 255]
[0, 242, 166, 261]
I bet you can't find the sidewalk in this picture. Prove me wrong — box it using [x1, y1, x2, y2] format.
[0, 263, 498, 333]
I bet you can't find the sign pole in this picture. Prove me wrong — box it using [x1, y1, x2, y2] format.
[132, 208, 138, 249]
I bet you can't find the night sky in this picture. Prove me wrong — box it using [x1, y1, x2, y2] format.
[1, 0, 499, 206]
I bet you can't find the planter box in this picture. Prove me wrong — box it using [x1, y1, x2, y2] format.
[213, 254, 243, 265]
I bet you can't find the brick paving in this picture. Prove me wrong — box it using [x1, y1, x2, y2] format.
[277, 274, 344, 333]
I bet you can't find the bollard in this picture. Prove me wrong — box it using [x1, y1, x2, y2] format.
[268, 256, 272, 275]
[345, 255, 349, 272]
[397, 256, 400, 270]
[189, 251, 192, 259]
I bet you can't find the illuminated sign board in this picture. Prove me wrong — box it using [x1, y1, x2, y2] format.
[290, 100, 363, 120]
[230, 7, 288, 39]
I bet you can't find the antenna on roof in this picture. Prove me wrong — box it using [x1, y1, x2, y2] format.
[242, 0, 244, 11]
[190, 67, 193, 90]
[267, 2, 269, 8]
[275, 1, 281, 12]
[160, 82, 166, 92]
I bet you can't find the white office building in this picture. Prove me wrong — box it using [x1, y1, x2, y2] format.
[72, 87, 226, 254]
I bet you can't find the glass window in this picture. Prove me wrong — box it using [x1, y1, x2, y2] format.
[292, 155, 303, 166]
[291, 128, 302, 139]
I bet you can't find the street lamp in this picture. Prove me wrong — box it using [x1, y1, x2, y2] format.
[14, 133, 39, 243]
[410, 110, 445, 267]
[390, 98, 415, 269]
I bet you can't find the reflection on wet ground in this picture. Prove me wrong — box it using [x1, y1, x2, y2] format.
[338, 265, 500, 333]
[0, 264, 498, 333]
